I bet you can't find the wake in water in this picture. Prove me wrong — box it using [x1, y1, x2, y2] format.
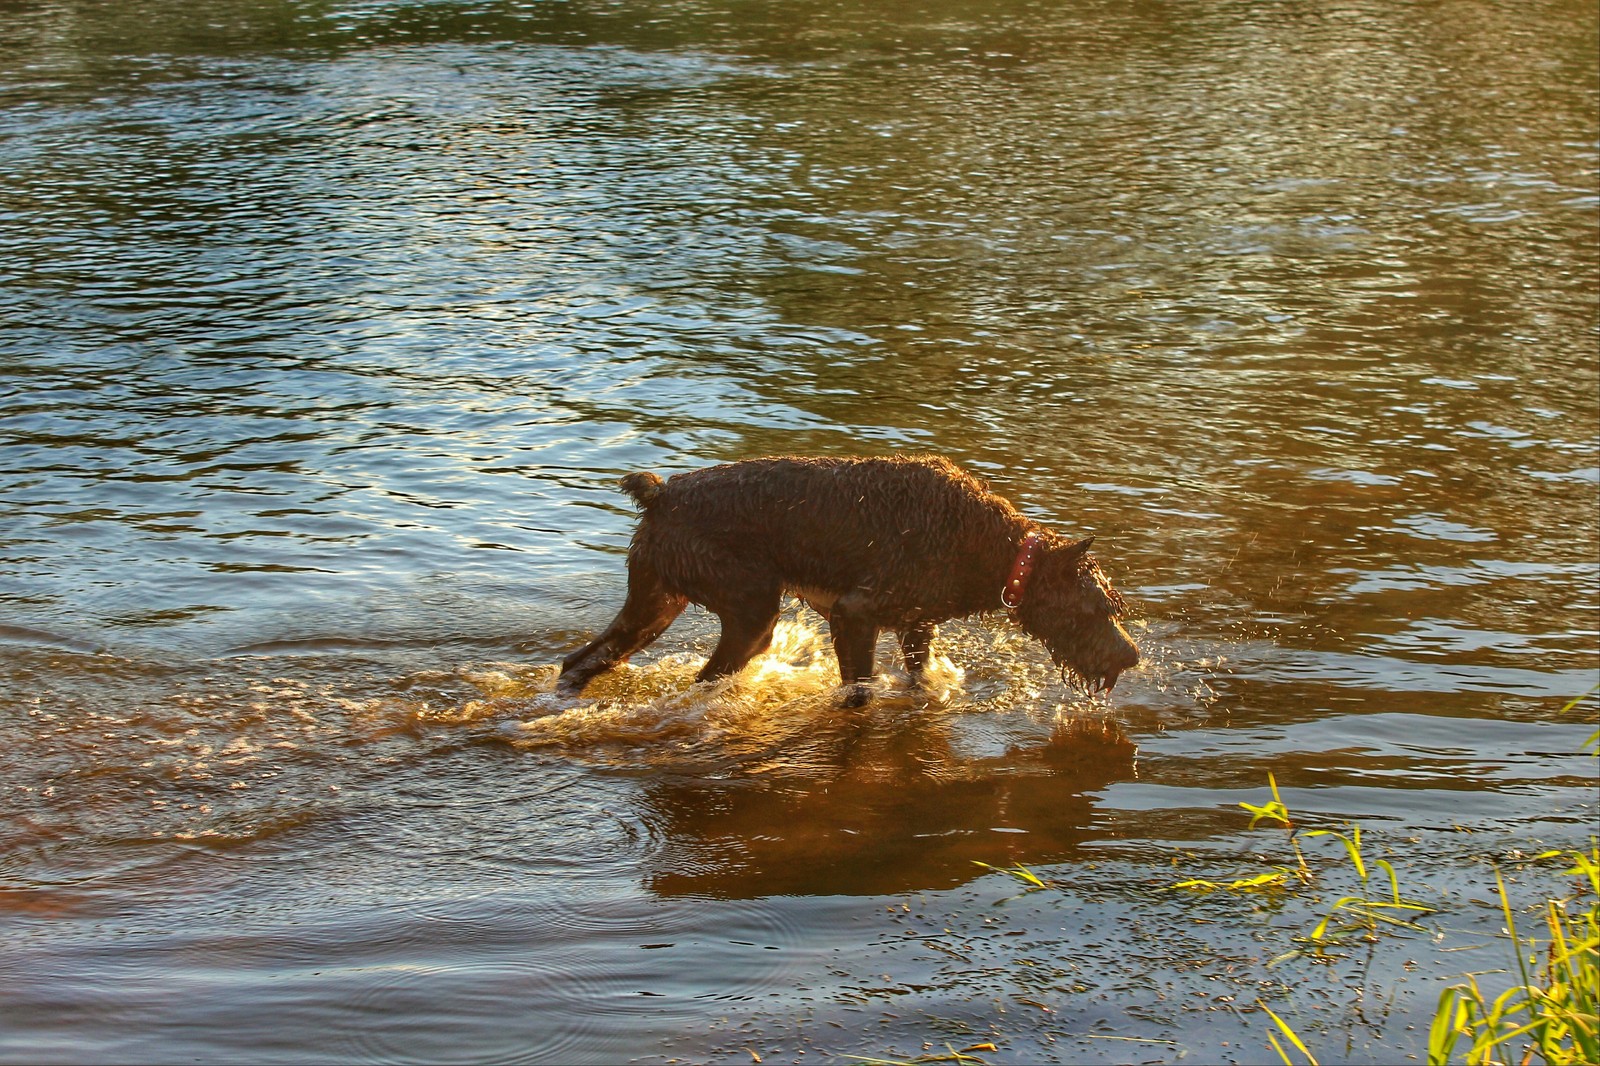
[427, 613, 1189, 776]
[0, 607, 1213, 871]
[490, 617, 966, 758]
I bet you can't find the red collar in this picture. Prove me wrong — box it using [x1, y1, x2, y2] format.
[1001, 531, 1043, 614]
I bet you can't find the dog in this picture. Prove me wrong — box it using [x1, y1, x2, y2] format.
[557, 454, 1139, 705]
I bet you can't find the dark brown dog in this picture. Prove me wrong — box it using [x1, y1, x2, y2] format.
[558, 454, 1139, 705]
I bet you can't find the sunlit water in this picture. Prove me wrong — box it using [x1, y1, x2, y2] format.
[2, 0, 1596, 1062]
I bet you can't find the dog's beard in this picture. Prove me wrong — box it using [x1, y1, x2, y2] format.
[1059, 661, 1121, 695]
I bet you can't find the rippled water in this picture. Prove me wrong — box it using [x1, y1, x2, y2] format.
[2, 0, 1597, 1062]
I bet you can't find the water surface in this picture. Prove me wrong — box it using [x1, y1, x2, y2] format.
[2, 0, 1597, 1062]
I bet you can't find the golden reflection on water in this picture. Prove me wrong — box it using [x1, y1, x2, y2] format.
[474, 618, 1141, 897]
[0, 0, 1595, 1059]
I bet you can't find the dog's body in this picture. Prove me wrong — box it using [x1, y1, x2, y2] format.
[558, 455, 1139, 704]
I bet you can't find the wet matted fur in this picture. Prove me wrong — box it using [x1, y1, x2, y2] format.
[558, 454, 1140, 704]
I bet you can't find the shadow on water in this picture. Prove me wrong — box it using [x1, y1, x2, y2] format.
[640, 713, 1136, 899]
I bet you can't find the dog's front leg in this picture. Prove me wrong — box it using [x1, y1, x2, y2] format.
[898, 621, 937, 683]
[827, 590, 880, 708]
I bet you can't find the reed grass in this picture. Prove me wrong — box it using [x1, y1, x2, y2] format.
[970, 861, 1051, 890]
[1560, 684, 1600, 754]
[1169, 773, 1436, 954]
[1420, 686, 1599, 1064]
[1238, 771, 1314, 884]
[1289, 822, 1436, 956]
[1425, 849, 1599, 1065]
[1249, 686, 1599, 1065]
[1249, 839, 1597, 1066]
[949, 690, 1600, 1066]
[1259, 998, 1321, 1066]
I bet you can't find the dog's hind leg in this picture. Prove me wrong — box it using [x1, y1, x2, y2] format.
[695, 584, 782, 684]
[558, 561, 686, 695]
[827, 590, 881, 707]
[898, 621, 937, 683]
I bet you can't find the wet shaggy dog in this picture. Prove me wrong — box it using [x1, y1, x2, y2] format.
[558, 455, 1140, 705]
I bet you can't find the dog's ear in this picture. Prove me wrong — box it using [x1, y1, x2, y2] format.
[1065, 535, 1096, 556]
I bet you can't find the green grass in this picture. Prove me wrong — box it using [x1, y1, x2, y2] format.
[1242, 685, 1600, 1065]
[876, 689, 1600, 1066]
[1169, 772, 1436, 957]
[1424, 851, 1599, 1065]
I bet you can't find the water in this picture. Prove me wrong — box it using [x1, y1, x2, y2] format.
[2, 0, 1597, 1061]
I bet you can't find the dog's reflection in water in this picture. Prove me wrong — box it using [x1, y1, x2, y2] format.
[637, 712, 1137, 899]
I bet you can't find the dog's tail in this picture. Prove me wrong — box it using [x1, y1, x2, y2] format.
[618, 471, 665, 509]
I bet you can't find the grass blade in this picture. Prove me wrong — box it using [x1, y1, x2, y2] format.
[1256, 1000, 1319, 1066]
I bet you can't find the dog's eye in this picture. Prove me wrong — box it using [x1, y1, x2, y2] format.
[1081, 567, 1121, 616]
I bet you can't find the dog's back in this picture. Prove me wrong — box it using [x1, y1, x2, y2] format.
[622, 455, 1024, 615]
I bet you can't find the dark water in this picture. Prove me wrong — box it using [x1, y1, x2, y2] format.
[2, 0, 1597, 1062]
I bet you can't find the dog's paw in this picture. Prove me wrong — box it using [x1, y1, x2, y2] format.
[841, 683, 873, 709]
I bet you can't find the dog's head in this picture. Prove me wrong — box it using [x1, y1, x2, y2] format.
[1015, 535, 1140, 694]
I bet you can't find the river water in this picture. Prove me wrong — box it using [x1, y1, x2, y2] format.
[1, 0, 1596, 1062]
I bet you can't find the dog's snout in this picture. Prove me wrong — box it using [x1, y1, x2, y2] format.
[1113, 623, 1140, 670]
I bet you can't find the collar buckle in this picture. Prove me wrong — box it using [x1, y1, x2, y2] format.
[1001, 532, 1042, 614]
